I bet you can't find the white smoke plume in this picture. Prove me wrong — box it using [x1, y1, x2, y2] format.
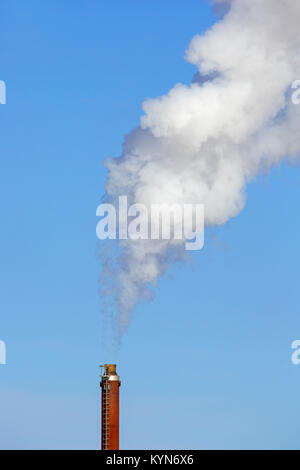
[100, 0, 300, 337]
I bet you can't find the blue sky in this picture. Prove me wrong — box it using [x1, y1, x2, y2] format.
[0, 0, 300, 449]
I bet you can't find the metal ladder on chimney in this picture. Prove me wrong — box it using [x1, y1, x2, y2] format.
[102, 381, 110, 449]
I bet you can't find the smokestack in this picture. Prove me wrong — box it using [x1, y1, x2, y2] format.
[100, 364, 121, 450]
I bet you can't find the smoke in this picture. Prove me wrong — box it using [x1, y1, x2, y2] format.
[211, 0, 232, 18]
[100, 0, 300, 337]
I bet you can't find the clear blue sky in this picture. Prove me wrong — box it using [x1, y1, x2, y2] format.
[0, 0, 300, 450]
